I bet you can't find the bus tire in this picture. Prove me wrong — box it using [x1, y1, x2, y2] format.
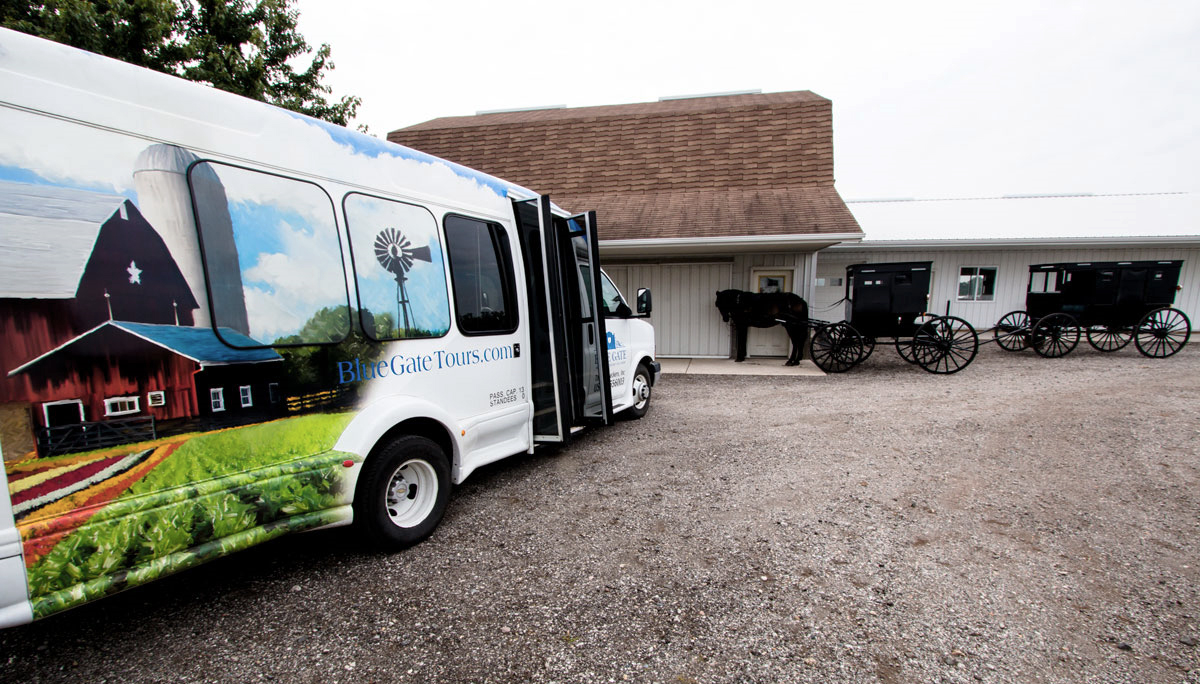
[620, 364, 653, 419]
[354, 435, 450, 549]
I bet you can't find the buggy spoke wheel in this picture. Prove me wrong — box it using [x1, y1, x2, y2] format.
[1030, 313, 1079, 358]
[810, 322, 865, 373]
[1086, 324, 1132, 352]
[860, 336, 876, 364]
[896, 314, 935, 363]
[1135, 307, 1190, 358]
[994, 311, 1031, 351]
[913, 316, 979, 374]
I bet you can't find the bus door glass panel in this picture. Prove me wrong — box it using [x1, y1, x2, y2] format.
[511, 198, 564, 442]
[556, 214, 611, 426]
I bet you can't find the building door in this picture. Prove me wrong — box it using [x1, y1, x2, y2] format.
[746, 268, 793, 357]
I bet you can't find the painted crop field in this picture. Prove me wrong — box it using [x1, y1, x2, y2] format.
[5, 412, 357, 619]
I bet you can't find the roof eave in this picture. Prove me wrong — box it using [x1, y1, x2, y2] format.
[600, 233, 864, 258]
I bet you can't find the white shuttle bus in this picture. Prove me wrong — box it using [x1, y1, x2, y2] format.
[0, 28, 658, 626]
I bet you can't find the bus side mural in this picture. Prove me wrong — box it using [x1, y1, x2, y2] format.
[0, 27, 658, 626]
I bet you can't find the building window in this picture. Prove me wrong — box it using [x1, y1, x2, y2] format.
[211, 388, 225, 412]
[269, 383, 281, 404]
[754, 271, 791, 294]
[239, 385, 253, 408]
[147, 391, 166, 407]
[958, 267, 997, 301]
[444, 215, 518, 335]
[815, 277, 843, 287]
[104, 396, 141, 417]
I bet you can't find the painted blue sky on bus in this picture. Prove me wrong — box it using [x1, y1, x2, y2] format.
[290, 113, 520, 201]
[0, 164, 137, 203]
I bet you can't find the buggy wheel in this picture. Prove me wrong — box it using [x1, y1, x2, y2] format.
[1030, 313, 1079, 358]
[994, 311, 1031, 351]
[1134, 307, 1190, 358]
[1086, 324, 1132, 352]
[860, 336, 876, 364]
[810, 322, 866, 373]
[912, 316, 979, 374]
[896, 314, 935, 363]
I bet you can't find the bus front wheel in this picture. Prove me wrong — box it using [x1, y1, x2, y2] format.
[620, 364, 653, 419]
[354, 435, 450, 549]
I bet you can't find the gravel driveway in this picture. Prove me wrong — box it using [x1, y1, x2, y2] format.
[2, 343, 1199, 683]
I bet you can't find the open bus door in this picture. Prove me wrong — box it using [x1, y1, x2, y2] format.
[513, 196, 613, 443]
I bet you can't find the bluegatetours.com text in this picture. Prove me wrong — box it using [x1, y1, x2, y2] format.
[338, 345, 516, 384]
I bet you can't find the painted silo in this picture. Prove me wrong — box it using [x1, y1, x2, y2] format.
[132, 144, 250, 336]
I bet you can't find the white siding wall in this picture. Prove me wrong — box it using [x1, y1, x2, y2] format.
[820, 246, 1200, 330]
[605, 263, 733, 357]
[604, 252, 816, 358]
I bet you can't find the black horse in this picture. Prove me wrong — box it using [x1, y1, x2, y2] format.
[715, 289, 810, 366]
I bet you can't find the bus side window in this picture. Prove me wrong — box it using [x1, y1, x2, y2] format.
[189, 161, 350, 348]
[343, 193, 450, 340]
[444, 216, 518, 335]
[600, 271, 629, 317]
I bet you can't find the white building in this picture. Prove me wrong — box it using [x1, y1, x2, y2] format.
[820, 193, 1200, 332]
[390, 93, 1197, 359]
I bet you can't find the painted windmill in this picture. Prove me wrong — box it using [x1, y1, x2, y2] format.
[374, 227, 432, 336]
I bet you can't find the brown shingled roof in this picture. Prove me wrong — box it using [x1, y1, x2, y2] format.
[568, 187, 859, 242]
[388, 91, 862, 243]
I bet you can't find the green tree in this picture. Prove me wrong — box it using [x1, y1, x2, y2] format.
[0, 0, 360, 126]
[0, 0, 186, 70]
[275, 305, 382, 389]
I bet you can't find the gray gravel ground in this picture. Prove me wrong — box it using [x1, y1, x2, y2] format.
[2, 342, 1199, 684]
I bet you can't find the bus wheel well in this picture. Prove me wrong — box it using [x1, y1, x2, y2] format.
[367, 418, 454, 467]
[638, 356, 658, 384]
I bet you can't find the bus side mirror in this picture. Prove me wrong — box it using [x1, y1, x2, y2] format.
[636, 288, 652, 316]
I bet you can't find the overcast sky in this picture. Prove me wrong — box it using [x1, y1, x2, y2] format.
[294, 0, 1199, 203]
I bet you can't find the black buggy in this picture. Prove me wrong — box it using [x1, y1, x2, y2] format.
[994, 260, 1191, 358]
[810, 261, 980, 374]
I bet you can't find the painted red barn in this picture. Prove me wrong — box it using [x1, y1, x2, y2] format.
[0, 181, 281, 459]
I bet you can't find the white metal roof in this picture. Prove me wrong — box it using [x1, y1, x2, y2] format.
[845, 192, 1200, 246]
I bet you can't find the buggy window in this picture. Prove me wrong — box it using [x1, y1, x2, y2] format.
[1029, 270, 1061, 293]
